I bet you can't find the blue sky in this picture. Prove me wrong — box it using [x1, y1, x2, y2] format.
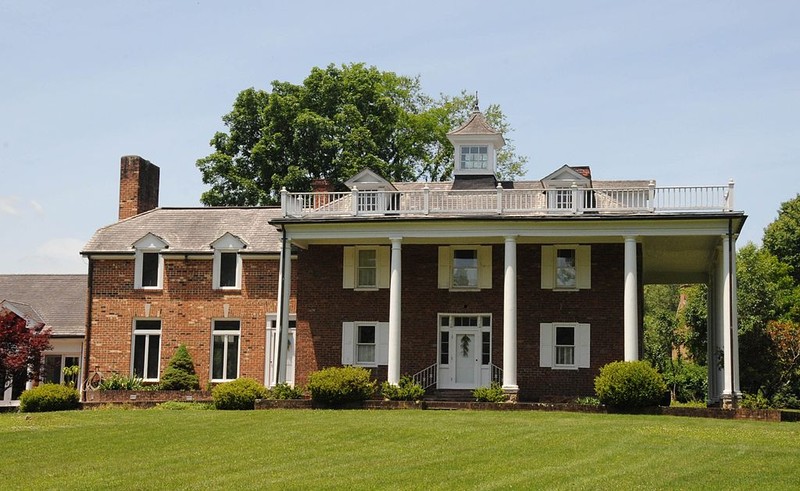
[1, 1, 798, 274]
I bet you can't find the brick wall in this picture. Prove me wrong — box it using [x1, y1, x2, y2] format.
[88, 256, 292, 387]
[295, 243, 633, 401]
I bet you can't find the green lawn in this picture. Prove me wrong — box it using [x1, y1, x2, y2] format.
[1, 408, 799, 490]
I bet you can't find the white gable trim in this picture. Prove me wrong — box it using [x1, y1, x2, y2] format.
[541, 165, 590, 188]
[345, 169, 396, 191]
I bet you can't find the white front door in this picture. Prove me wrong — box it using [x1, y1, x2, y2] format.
[266, 317, 296, 387]
[454, 332, 479, 386]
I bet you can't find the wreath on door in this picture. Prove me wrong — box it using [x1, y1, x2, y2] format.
[461, 334, 471, 357]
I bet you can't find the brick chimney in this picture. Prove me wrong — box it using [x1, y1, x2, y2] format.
[118, 155, 160, 220]
[311, 178, 334, 208]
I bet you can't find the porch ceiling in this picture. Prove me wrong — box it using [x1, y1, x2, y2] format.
[642, 235, 719, 285]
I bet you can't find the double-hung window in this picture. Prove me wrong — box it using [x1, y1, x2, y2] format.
[438, 246, 492, 290]
[212, 233, 245, 290]
[541, 245, 591, 290]
[355, 324, 376, 365]
[342, 246, 389, 289]
[133, 233, 167, 289]
[539, 322, 590, 369]
[132, 319, 161, 381]
[212, 320, 240, 381]
[357, 249, 377, 288]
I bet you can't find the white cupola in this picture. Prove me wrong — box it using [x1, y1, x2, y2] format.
[447, 101, 505, 178]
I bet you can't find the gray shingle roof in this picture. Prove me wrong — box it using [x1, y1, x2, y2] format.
[0, 275, 87, 337]
[448, 110, 501, 136]
[82, 207, 284, 254]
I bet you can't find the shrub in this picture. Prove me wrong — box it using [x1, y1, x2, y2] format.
[159, 345, 200, 391]
[574, 396, 601, 407]
[99, 373, 145, 390]
[19, 383, 80, 412]
[473, 382, 507, 403]
[594, 361, 667, 409]
[268, 382, 304, 400]
[381, 376, 425, 401]
[740, 390, 772, 409]
[306, 366, 376, 406]
[212, 378, 268, 410]
[664, 362, 707, 403]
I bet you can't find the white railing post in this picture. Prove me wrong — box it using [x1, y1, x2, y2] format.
[351, 186, 359, 216]
[726, 179, 735, 211]
[571, 182, 579, 214]
[280, 187, 289, 216]
[648, 180, 656, 212]
[423, 185, 430, 215]
[496, 183, 504, 214]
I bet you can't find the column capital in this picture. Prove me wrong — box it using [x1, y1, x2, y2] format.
[389, 236, 403, 245]
[504, 235, 518, 242]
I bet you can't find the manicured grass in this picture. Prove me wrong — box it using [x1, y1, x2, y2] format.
[2, 408, 799, 490]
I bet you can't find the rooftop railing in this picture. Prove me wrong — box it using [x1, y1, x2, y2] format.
[281, 180, 735, 218]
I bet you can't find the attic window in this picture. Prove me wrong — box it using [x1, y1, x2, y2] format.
[212, 233, 246, 290]
[133, 233, 167, 290]
[460, 146, 488, 170]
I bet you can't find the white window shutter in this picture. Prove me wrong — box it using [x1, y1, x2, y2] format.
[576, 323, 591, 368]
[541, 246, 555, 289]
[539, 323, 553, 368]
[577, 245, 591, 289]
[377, 247, 390, 289]
[438, 246, 451, 289]
[478, 245, 492, 289]
[134, 251, 143, 289]
[342, 247, 355, 289]
[341, 322, 354, 365]
[212, 251, 221, 289]
[377, 322, 389, 365]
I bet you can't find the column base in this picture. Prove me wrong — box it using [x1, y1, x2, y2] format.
[503, 386, 519, 403]
[721, 393, 741, 409]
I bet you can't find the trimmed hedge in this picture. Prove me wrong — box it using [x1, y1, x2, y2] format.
[268, 382, 304, 400]
[306, 366, 376, 406]
[381, 376, 425, 401]
[473, 382, 507, 403]
[19, 383, 80, 412]
[212, 378, 268, 410]
[595, 361, 667, 409]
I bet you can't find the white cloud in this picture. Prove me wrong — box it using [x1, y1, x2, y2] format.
[29, 200, 44, 214]
[0, 196, 19, 215]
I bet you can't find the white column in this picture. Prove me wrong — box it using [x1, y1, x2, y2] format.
[623, 236, 639, 361]
[272, 233, 292, 386]
[721, 235, 734, 399]
[503, 236, 518, 392]
[731, 237, 741, 397]
[387, 237, 402, 385]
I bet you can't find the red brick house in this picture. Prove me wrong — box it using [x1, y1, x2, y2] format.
[83, 109, 746, 405]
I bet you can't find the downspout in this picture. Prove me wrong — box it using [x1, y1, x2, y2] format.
[82, 257, 93, 402]
[273, 226, 288, 385]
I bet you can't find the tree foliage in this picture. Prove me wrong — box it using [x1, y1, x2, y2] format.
[197, 63, 527, 206]
[0, 309, 51, 393]
[763, 194, 800, 284]
[159, 344, 200, 391]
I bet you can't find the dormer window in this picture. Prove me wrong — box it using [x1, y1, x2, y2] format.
[133, 233, 168, 290]
[460, 145, 489, 170]
[212, 233, 246, 290]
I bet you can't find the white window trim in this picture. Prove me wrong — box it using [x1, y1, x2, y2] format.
[342, 246, 390, 290]
[454, 140, 497, 176]
[541, 245, 591, 291]
[211, 319, 241, 382]
[438, 245, 492, 291]
[212, 233, 246, 290]
[265, 314, 296, 387]
[133, 234, 167, 290]
[438, 314, 492, 367]
[539, 322, 590, 370]
[341, 321, 389, 367]
[131, 319, 161, 381]
[42, 354, 81, 385]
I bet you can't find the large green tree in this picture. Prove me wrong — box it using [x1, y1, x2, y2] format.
[763, 194, 800, 284]
[197, 63, 527, 206]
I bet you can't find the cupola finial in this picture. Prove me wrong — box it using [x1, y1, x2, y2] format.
[473, 91, 480, 112]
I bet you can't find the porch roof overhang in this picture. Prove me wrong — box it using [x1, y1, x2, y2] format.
[271, 212, 746, 286]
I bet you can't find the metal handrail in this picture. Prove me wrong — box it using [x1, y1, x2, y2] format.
[412, 363, 438, 390]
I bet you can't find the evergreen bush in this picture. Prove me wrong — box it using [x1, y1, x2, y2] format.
[594, 361, 667, 408]
[306, 366, 376, 406]
[268, 382, 304, 400]
[212, 378, 268, 410]
[159, 345, 200, 390]
[19, 383, 80, 412]
[472, 382, 507, 403]
[381, 375, 425, 401]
